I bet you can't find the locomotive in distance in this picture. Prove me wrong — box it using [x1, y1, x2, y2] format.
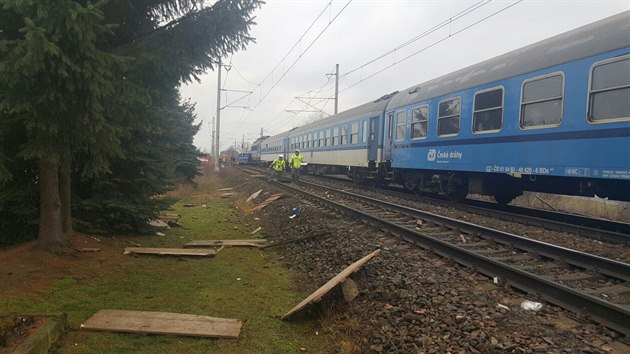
[250, 11, 629, 204]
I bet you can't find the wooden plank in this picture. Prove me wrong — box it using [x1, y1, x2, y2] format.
[246, 190, 263, 202]
[81, 310, 241, 338]
[185, 239, 267, 248]
[249, 193, 284, 212]
[282, 249, 381, 320]
[123, 247, 216, 257]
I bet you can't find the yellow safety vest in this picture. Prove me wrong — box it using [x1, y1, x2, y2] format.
[289, 154, 304, 169]
[272, 159, 285, 172]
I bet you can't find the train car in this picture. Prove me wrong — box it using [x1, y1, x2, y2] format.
[285, 93, 396, 181]
[384, 11, 630, 203]
[250, 136, 269, 164]
[259, 131, 290, 163]
[237, 152, 252, 165]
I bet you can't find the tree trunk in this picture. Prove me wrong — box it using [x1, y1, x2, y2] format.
[37, 153, 65, 249]
[59, 162, 73, 237]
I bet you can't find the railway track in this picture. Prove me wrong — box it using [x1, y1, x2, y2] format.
[300, 172, 630, 246]
[238, 167, 630, 336]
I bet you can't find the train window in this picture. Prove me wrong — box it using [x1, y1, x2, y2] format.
[341, 125, 348, 145]
[438, 97, 461, 136]
[395, 111, 407, 141]
[520, 73, 563, 128]
[411, 105, 429, 139]
[325, 129, 331, 146]
[588, 56, 630, 122]
[362, 120, 368, 143]
[319, 131, 324, 147]
[351, 122, 359, 144]
[333, 127, 339, 145]
[473, 88, 503, 133]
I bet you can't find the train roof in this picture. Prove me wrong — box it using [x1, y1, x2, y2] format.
[387, 11, 630, 110]
[251, 136, 269, 146]
[261, 130, 291, 143]
[289, 92, 396, 134]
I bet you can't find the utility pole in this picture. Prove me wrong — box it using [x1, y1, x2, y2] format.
[334, 63, 339, 114]
[211, 116, 216, 159]
[214, 59, 222, 171]
[260, 127, 263, 138]
[241, 134, 245, 150]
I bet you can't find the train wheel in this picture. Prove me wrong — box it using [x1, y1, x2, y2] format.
[403, 175, 417, 192]
[494, 191, 515, 205]
[446, 173, 468, 202]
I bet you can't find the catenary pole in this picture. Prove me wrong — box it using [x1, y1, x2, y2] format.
[215, 59, 222, 171]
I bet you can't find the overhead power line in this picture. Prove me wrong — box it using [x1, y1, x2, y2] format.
[240, 0, 354, 124]
[338, 0, 524, 94]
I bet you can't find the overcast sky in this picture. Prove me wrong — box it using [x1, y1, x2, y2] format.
[180, 0, 629, 154]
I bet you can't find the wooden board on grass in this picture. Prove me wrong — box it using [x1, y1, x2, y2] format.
[185, 239, 267, 248]
[81, 310, 241, 338]
[123, 247, 216, 257]
[282, 249, 381, 320]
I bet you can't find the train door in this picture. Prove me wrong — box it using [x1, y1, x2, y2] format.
[367, 117, 379, 161]
[383, 111, 394, 161]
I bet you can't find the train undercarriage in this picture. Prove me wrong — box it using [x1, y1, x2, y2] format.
[335, 162, 630, 204]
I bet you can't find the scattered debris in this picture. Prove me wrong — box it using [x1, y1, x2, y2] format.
[250, 227, 262, 235]
[282, 249, 381, 320]
[291, 207, 301, 215]
[81, 310, 242, 338]
[123, 247, 216, 257]
[497, 303, 510, 311]
[246, 190, 263, 202]
[156, 232, 166, 237]
[289, 215, 297, 219]
[185, 239, 267, 248]
[148, 219, 170, 228]
[90, 236, 101, 242]
[125, 240, 141, 247]
[158, 214, 180, 220]
[459, 234, 467, 243]
[220, 193, 234, 198]
[520, 300, 543, 311]
[249, 193, 284, 212]
[218, 188, 234, 192]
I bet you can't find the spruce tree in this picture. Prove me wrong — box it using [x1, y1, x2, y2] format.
[0, 0, 262, 248]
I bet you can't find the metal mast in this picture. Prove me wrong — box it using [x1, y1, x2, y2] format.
[214, 59, 222, 171]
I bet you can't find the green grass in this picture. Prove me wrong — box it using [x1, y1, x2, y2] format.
[0, 177, 338, 353]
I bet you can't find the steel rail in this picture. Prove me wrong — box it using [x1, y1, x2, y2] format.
[300, 172, 630, 246]
[242, 169, 630, 336]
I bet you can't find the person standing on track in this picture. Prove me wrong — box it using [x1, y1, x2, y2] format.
[271, 155, 286, 181]
[289, 149, 305, 183]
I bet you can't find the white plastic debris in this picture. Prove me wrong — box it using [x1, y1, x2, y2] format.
[493, 277, 499, 284]
[520, 300, 543, 311]
[497, 304, 510, 311]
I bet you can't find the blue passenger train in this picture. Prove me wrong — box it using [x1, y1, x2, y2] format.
[253, 12, 630, 204]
